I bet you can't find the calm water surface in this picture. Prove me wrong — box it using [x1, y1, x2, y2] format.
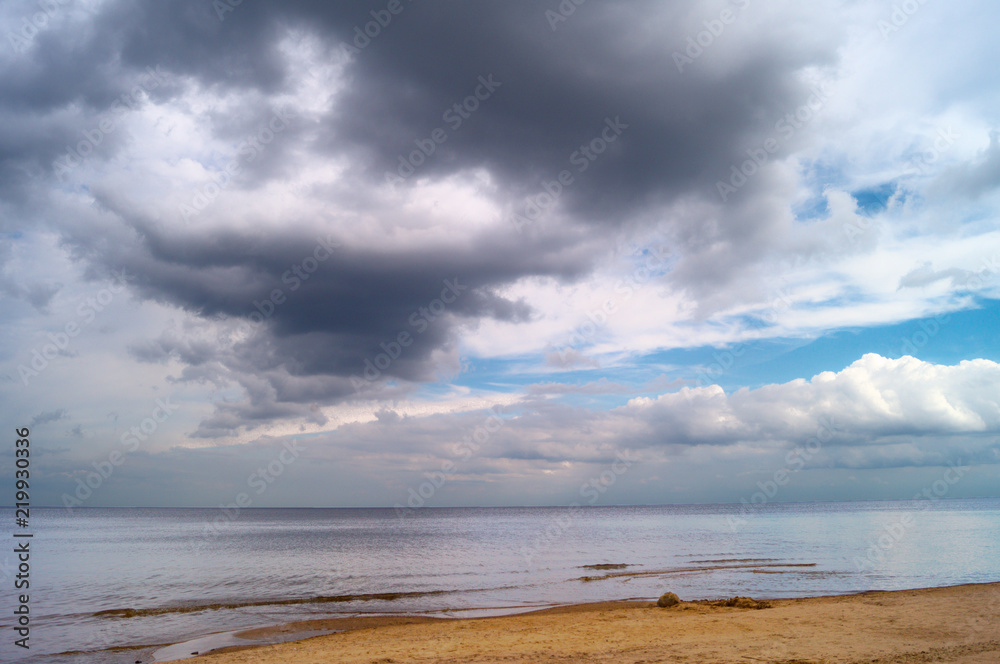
[2, 499, 999, 663]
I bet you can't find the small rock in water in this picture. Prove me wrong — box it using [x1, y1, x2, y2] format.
[657, 592, 680, 607]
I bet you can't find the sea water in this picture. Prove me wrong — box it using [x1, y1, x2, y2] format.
[2, 499, 999, 663]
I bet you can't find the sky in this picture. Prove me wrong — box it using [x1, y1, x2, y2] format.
[1, 0, 999, 509]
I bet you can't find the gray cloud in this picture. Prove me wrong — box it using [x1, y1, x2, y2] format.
[0, 0, 849, 433]
[4, 0, 997, 461]
[27, 354, 1000, 507]
[30, 408, 68, 426]
[931, 130, 1000, 199]
[0, 242, 61, 312]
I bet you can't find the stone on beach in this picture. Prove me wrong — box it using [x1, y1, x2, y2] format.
[656, 592, 681, 607]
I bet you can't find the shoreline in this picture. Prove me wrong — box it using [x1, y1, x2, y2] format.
[161, 581, 1000, 663]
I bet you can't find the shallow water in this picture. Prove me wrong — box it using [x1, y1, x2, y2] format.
[3, 498, 999, 663]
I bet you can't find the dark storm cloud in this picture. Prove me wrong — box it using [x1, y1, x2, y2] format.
[0, 2, 180, 207]
[2, 0, 845, 433]
[93, 199, 562, 374]
[326, 0, 836, 219]
[6, 0, 837, 214]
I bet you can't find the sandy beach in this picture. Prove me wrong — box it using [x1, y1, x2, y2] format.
[182, 582, 1000, 664]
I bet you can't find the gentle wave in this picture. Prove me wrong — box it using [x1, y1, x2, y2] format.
[93, 589, 455, 619]
[576, 562, 818, 582]
[689, 558, 783, 563]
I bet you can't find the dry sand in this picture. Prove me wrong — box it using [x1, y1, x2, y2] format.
[186, 582, 1000, 664]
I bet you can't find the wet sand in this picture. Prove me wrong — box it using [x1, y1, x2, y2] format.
[180, 582, 1000, 663]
